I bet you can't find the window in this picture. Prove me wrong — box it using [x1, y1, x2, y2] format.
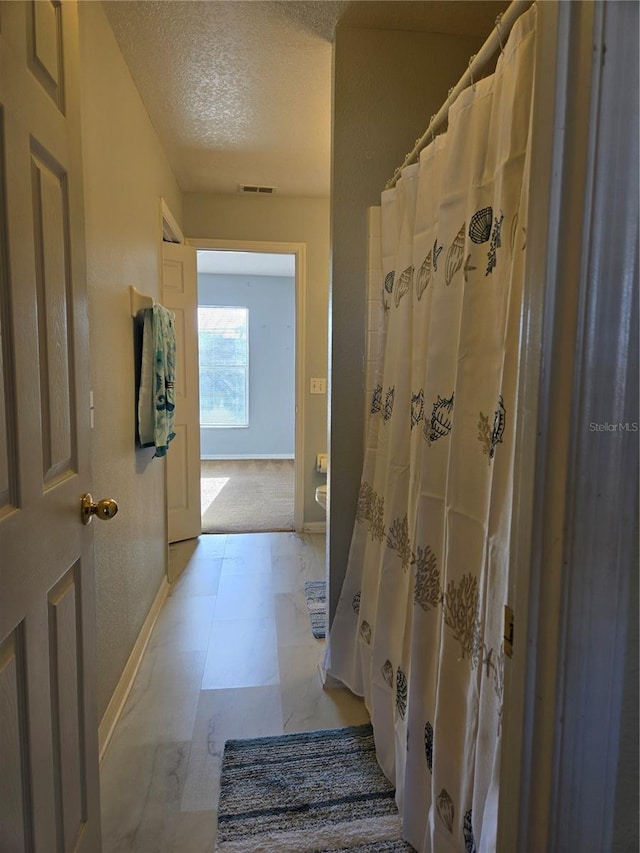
[198, 306, 249, 427]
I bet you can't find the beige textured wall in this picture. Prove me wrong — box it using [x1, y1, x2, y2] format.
[183, 193, 330, 527]
[79, 2, 183, 721]
[329, 26, 487, 625]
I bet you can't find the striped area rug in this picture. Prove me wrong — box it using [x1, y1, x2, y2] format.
[304, 579, 327, 639]
[216, 724, 415, 852]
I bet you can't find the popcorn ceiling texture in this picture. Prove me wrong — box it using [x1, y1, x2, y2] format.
[102, 1, 339, 196]
[101, 0, 508, 198]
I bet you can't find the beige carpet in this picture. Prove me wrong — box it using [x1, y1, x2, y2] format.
[201, 459, 295, 534]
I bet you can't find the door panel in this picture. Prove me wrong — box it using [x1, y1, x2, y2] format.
[31, 143, 76, 485]
[0, 628, 31, 852]
[27, 0, 65, 110]
[0, 112, 17, 517]
[167, 422, 189, 512]
[0, 3, 101, 851]
[48, 564, 84, 852]
[162, 242, 201, 543]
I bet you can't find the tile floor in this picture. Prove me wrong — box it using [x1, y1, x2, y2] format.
[100, 532, 369, 853]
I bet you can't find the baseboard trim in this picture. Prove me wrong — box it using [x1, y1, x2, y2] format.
[303, 521, 326, 533]
[200, 454, 295, 460]
[98, 576, 170, 762]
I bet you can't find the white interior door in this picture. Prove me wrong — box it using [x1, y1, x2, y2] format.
[162, 241, 201, 543]
[0, 2, 102, 850]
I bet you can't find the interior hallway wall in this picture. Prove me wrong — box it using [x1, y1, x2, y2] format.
[329, 26, 489, 625]
[79, 2, 183, 721]
[184, 194, 329, 527]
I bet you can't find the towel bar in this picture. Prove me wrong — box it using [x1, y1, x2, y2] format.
[130, 285, 154, 318]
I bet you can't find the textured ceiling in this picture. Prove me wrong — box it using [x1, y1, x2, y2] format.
[102, 0, 509, 198]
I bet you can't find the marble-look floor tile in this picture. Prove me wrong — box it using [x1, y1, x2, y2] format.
[201, 684, 283, 756]
[192, 534, 228, 557]
[149, 595, 216, 653]
[300, 531, 326, 563]
[101, 531, 344, 852]
[101, 740, 190, 853]
[170, 537, 227, 581]
[171, 810, 217, 853]
[271, 548, 323, 594]
[267, 531, 297, 553]
[202, 618, 279, 689]
[114, 648, 205, 745]
[224, 531, 273, 557]
[269, 531, 319, 560]
[279, 644, 369, 733]
[170, 558, 222, 598]
[274, 591, 322, 648]
[213, 572, 274, 620]
[220, 548, 271, 575]
[181, 685, 283, 812]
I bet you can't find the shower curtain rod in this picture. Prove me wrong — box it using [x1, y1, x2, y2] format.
[386, 0, 533, 189]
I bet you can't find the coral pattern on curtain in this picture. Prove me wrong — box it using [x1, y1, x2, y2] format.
[325, 9, 537, 853]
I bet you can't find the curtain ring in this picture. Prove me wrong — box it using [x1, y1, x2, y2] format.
[409, 139, 421, 167]
[468, 54, 477, 91]
[429, 115, 436, 144]
[495, 13, 505, 54]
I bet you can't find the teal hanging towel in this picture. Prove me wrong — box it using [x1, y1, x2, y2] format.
[138, 305, 176, 457]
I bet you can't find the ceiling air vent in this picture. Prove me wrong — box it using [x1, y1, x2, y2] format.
[239, 184, 277, 195]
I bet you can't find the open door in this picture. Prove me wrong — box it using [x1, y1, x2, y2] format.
[0, 2, 102, 849]
[162, 241, 202, 542]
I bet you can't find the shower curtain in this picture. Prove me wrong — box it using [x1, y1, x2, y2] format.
[325, 8, 536, 853]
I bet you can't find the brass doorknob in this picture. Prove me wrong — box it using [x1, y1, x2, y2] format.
[81, 493, 119, 525]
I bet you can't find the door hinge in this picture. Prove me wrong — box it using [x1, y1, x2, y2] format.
[504, 605, 514, 657]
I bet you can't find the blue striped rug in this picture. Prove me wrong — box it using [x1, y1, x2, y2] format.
[304, 579, 327, 639]
[216, 724, 415, 852]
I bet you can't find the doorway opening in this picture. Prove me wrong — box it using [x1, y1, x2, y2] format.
[195, 247, 302, 533]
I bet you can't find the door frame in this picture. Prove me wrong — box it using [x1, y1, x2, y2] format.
[161, 198, 184, 245]
[498, 2, 639, 850]
[186, 237, 306, 533]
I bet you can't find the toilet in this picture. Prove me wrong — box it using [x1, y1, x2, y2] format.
[315, 484, 327, 510]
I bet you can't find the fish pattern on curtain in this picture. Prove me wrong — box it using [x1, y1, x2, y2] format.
[325, 9, 536, 853]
